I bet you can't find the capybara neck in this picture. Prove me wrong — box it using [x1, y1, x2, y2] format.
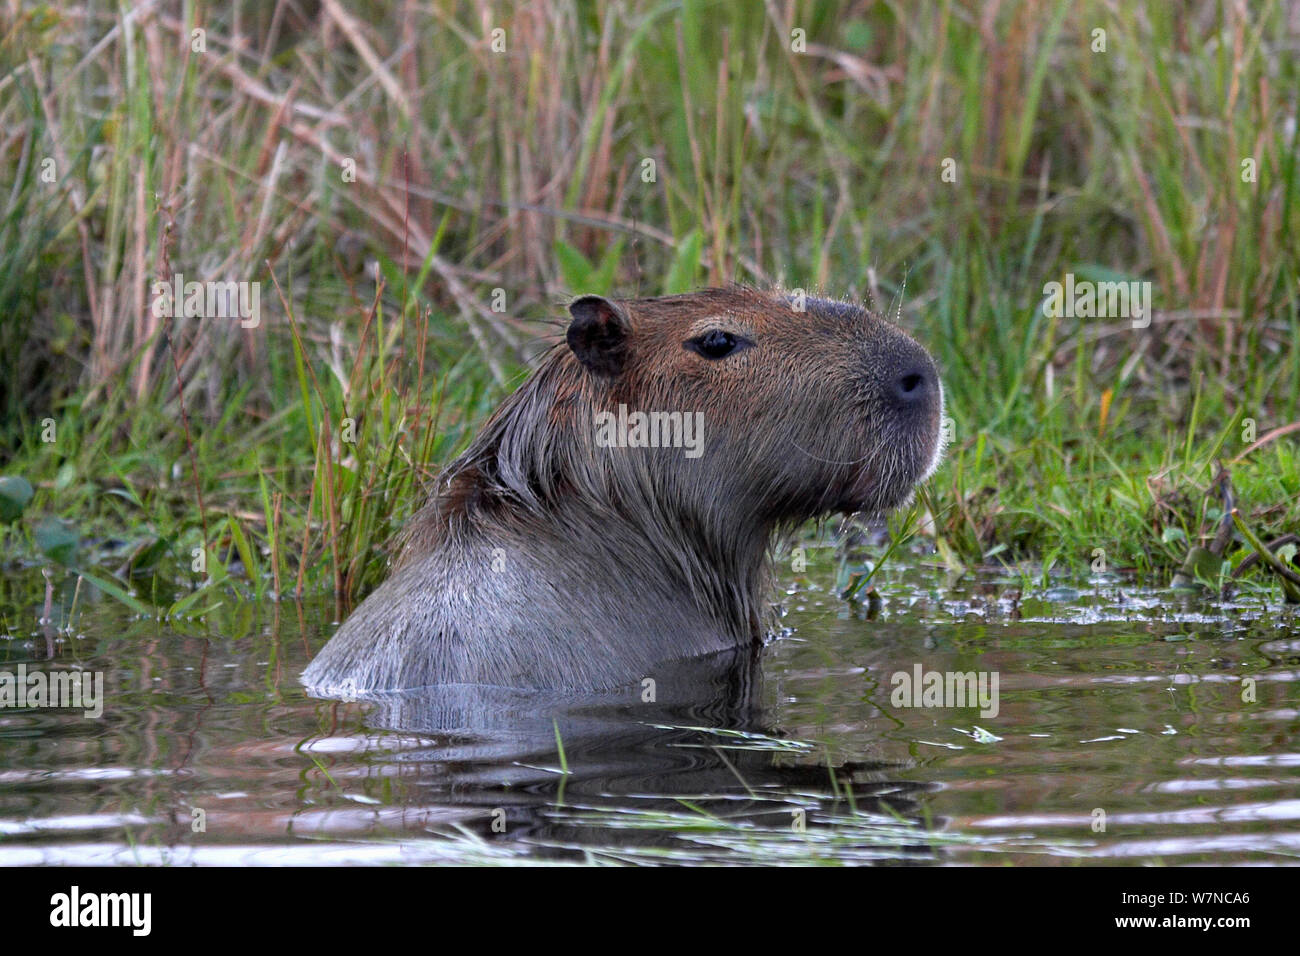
[302, 286, 944, 694]
[402, 355, 777, 639]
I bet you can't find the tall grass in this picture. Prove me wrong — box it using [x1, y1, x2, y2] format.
[1, 0, 1297, 613]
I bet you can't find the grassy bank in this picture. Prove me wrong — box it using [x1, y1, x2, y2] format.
[2, 0, 1298, 622]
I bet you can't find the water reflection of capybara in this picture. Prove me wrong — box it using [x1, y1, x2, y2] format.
[301, 648, 939, 861]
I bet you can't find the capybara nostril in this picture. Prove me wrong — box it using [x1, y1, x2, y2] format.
[895, 368, 928, 403]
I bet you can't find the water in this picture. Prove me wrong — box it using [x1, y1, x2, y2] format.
[2, 564, 1297, 865]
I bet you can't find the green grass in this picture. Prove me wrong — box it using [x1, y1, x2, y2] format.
[1, 0, 1298, 616]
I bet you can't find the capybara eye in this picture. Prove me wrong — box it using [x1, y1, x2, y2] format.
[686, 329, 748, 360]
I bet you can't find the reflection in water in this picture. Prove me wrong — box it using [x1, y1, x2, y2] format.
[298, 647, 935, 862]
[0, 566, 1296, 864]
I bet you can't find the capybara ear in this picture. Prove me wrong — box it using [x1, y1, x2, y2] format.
[567, 295, 630, 378]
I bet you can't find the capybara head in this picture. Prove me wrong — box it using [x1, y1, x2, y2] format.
[557, 287, 945, 529]
[411, 287, 943, 557]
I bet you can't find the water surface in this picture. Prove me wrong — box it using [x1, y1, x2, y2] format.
[1, 563, 1296, 865]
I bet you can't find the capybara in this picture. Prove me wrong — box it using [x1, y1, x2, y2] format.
[302, 286, 944, 694]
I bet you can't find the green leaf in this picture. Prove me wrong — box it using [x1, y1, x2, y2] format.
[53, 463, 76, 491]
[591, 237, 625, 294]
[0, 475, 34, 522]
[126, 536, 172, 577]
[169, 582, 216, 619]
[555, 240, 597, 291]
[555, 238, 624, 295]
[225, 515, 257, 583]
[1161, 526, 1188, 544]
[78, 571, 152, 616]
[1171, 545, 1222, 591]
[663, 230, 703, 295]
[35, 517, 79, 566]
